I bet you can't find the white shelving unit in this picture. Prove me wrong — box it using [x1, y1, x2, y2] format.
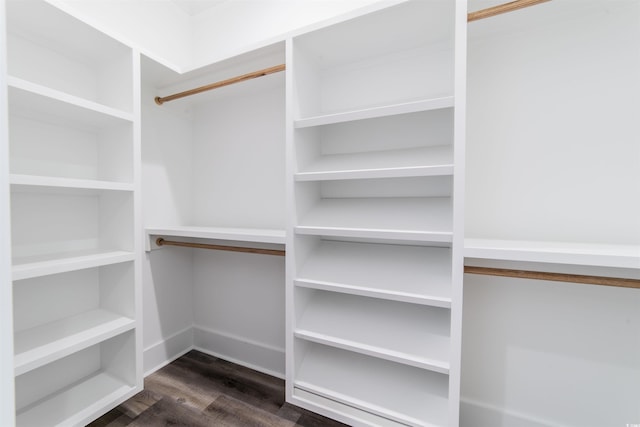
[5, 1, 142, 425]
[465, 238, 640, 270]
[287, 1, 466, 425]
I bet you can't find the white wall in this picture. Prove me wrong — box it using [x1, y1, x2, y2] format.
[143, 247, 195, 373]
[141, 68, 194, 227]
[49, 0, 192, 71]
[193, 249, 286, 377]
[466, 0, 640, 245]
[188, 67, 286, 376]
[52, 0, 391, 71]
[463, 1, 640, 425]
[190, 0, 395, 68]
[140, 47, 287, 376]
[462, 271, 640, 427]
[190, 74, 285, 228]
[141, 59, 196, 372]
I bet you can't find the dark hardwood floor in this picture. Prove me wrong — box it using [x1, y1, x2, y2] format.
[89, 350, 349, 427]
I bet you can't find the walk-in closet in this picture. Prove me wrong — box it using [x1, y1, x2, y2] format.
[1, 0, 638, 426]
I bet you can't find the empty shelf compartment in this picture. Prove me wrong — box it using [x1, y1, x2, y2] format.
[295, 289, 451, 372]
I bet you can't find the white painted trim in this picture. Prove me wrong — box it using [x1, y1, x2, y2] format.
[448, 0, 467, 425]
[461, 397, 566, 427]
[193, 346, 285, 381]
[193, 325, 285, 379]
[143, 326, 194, 376]
[284, 34, 296, 403]
[465, 238, 640, 270]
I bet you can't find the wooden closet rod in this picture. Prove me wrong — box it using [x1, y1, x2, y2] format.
[155, 64, 286, 105]
[155, 238, 285, 256]
[464, 266, 640, 289]
[468, 0, 551, 22]
[155, 239, 638, 288]
[152, 2, 547, 104]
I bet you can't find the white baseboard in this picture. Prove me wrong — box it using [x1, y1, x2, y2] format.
[461, 397, 565, 427]
[143, 325, 285, 379]
[144, 334, 572, 427]
[143, 327, 194, 376]
[193, 325, 285, 379]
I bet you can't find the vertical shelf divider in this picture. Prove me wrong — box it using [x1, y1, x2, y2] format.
[5, 1, 142, 425]
[0, 1, 17, 424]
[286, 1, 465, 425]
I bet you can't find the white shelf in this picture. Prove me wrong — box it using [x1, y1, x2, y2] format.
[465, 238, 640, 270]
[10, 174, 134, 192]
[16, 372, 134, 427]
[12, 250, 135, 281]
[297, 197, 452, 242]
[296, 240, 452, 307]
[289, 2, 460, 425]
[8, 77, 133, 126]
[145, 225, 286, 251]
[146, 225, 285, 244]
[296, 146, 453, 181]
[14, 309, 135, 376]
[292, 388, 404, 427]
[296, 290, 450, 373]
[295, 97, 454, 128]
[295, 343, 449, 427]
[6, 2, 140, 424]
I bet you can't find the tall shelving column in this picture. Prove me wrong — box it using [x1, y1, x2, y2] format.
[5, 1, 142, 425]
[286, 1, 466, 426]
[0, 1, 16, 425]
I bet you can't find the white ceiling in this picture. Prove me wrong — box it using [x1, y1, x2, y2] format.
[170, 0, 228, 16]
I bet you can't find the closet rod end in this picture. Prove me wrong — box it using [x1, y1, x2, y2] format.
[154, 96, 164, 105]
[156, 237, 166, 246]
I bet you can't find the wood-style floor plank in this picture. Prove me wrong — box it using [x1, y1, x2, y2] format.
[127, 397, 218, 427]
[118, 389, 162, 419]
[172, 352, 287, 415]
[204, 395, 296, 427]
[89, 350, 348, 427]
[143, 362, 221, 412]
